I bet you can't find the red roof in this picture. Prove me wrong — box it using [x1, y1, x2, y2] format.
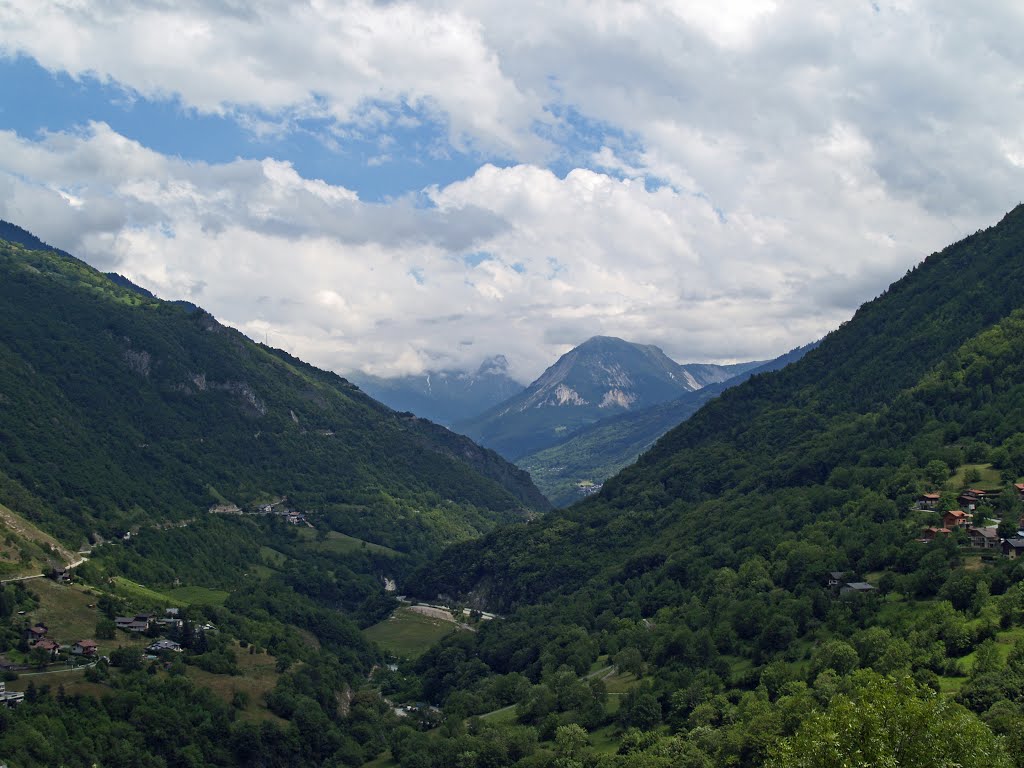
[34, 638, 59, 651]
[75, 639, 98, 648]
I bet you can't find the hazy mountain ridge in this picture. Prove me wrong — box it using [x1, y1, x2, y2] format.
[349, 355, 523, 426]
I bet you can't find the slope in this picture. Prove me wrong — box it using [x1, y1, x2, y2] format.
[0, 235, 549, 550]
[518, 342, 816, 506]
[417, 204, 1024, 606]
[381, 205, 1024, 764]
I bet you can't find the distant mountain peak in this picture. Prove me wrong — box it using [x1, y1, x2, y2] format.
[476, 354, 510, 376]
[457, 336, 767, 459]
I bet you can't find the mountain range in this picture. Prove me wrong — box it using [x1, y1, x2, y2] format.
[454, 335, 766, 460]
[348, 355, 522, 427]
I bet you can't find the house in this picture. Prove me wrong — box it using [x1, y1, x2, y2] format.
[968, 526, 1001, 549]
[50, 566, 71, 583]
[921, 526, 952, 541]
[943, 510, 973, 529]
[115, 615, 152, 633]
[1003, 538, 1024, 559]
[71, 640, 98, 657]
[23, 624, 48, 643]
[33, 638, 60, 657]
[917, 492, 941, 510]
[1015, 483, 1024, 499]
[827, 571, 850, 589]
[146, 639, 182, 654]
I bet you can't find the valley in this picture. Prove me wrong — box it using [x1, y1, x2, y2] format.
[5, 208, 1024, 767]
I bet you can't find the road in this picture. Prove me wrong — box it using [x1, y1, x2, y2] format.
[0, 553, 89, 584]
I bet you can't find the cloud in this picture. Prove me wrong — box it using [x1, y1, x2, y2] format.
[0, 0, 542, 158]
[1, 2, 1024, 382]
[0, 122, 1000, 384]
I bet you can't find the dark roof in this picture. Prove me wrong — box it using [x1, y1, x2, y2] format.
[843, 582, 875, 591]
[1004, 538, 1024, 549]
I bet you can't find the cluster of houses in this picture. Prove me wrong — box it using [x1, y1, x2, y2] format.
[114, 608, 216, 656]
[917, 488, 1024, 558]
[23, 622, 98, 660]
[208, 500, 311, 526]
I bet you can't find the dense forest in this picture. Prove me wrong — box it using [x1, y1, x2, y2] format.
[5, 209, 1024, 765]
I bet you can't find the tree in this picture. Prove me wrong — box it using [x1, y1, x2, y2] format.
[614, 647, 645, 677]
[926, 460, 951, 487]
[769, 672, 1012, 768]
[95, 618, 116, 640]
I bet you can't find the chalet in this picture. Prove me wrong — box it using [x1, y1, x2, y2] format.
[921, 526, 952, 541]
[49, 566, 71, 583]
[33, 638, 60, 657]
[71, 640, 98, 657]
[1015, 483, 1024, 499]
[1003, 538, 1024, 560]
[943, 510, 973, 529]
[968, 526, 1001, 549]
[146, 639, 182, 654]
[959, 490, 981, 510]
[917, 492, 941, 510]
[115, 615, 152, 633]
[23, 625, 47, 643]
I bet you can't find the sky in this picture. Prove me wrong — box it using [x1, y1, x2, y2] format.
[1, 1, 1023, 384]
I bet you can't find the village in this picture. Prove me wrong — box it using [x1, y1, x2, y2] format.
[207, 497, 313, 526]
[914, 481, 1024, 558]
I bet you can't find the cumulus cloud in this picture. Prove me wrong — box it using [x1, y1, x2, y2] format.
[1, 2, 1023, 381]
[0, 122, 998, 383]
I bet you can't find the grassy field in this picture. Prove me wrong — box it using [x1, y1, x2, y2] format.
[186, 642, 285, 723]
[948, 463, 1004, 491]
[363, 607, 465, 658]
[6, 666, 106, 697]
[259, 545, 288, 568]
[24, 579, 101, 646]
[164, 585, 230, 606]
[295, 527, 401, 557]
[109, 576, 176, 607]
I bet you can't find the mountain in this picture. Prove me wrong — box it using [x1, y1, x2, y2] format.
[454, 335, 762, 460]
[349, 355, 523, 426]
[0, 230, 549, 552]
[518, 341, 817, 505]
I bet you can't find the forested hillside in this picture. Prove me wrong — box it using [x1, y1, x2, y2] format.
[0, 236, 548, 549]
[386, 205, 1024, 766]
